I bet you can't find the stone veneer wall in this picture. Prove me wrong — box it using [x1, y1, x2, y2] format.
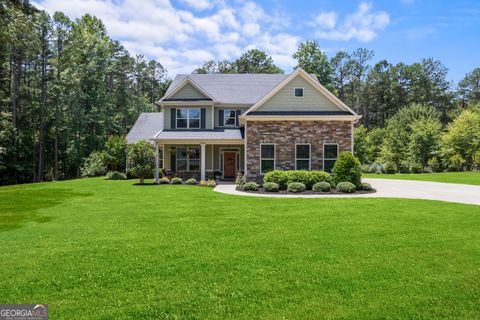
[245, 120, 353, 182]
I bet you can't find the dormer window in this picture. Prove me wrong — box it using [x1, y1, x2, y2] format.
[294, 87, 304, 97]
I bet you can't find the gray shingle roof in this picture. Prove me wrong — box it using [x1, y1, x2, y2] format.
[163, 74, 319, 105]
[156, 129, 243, 140]
[126, 112, 163, 144]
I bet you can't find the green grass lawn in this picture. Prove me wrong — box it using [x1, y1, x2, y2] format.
[363, 171, 480, 185]
[1, 178, 479, 319]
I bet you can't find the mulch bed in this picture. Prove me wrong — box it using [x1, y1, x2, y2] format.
[236, 186, 377, 195]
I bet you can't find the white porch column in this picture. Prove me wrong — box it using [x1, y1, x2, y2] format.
[154, 143, 160, 183]
[200, 143, 206, 181]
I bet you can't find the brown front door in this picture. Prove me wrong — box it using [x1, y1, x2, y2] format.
[223, 152, 237, 178]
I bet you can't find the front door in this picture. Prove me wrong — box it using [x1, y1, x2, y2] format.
[223, 152, 237, 179]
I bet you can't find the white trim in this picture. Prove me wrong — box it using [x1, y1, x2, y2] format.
[293, 87, 304, 98]
[244, 120, 248, 175]
[239, 115, 361, 122]
[200, 144, 206, 180]
[295, 143, 311, 170]
[243, 68, 357, 116]
[176, 107, 201, 129]
[260, 143, 275, 175]
[323, 143, 339, 172]
[222, 109, 237, 127]
[221, 150, 239, 179]
[155, 143, 159, 182]
[155, 139, 244, 145]
[175, 146, 201, 172]
[160, 77, 215, 101]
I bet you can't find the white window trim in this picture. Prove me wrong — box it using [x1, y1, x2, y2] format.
[223, 109, 237, 127]
[176, 146, 201, 172]
[295, 143, 311, 170]
[323, 143, 339, 171]
[260, 143, 275, 174]
[219, 147, 241, 179]
[176, 108, 201, 129]
[294, 87, 304, 97]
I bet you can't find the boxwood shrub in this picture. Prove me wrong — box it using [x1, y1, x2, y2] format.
[312, 181, 331, 192]
[308, 171, 334, 188]
[185, 178, 197, 185]
[243, 182, 259, 191]
[158, 177, 170, 184]
[286, 171, 310, 187]
[287, 182, 306, 193]
[263, 182, 279, 192]
[263, 170, 288, 190]
[333, 152, 362, 188]
[336, 181, 356, 193]
[171, 177, 183, 184]
[361, 182, 373, 191]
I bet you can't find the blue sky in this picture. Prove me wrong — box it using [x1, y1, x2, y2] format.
[34, 0, 480, 83]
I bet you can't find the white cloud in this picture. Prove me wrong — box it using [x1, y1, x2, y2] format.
[179, 0, 213, 11]
[313, 2, 390, 42]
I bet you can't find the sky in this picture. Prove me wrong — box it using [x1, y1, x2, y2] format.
[33, 0, 480, 83]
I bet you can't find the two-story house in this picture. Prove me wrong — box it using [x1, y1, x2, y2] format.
[126, 68, 361, 182]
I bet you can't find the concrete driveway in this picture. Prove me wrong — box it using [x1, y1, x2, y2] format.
[214, 178, 480, 206]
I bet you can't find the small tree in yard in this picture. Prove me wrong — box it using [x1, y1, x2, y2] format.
[102, 136, 127, 171]
[128, 140, 155, 184]
[333, 151, 362, 188]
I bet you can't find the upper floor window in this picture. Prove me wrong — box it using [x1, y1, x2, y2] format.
[295, 144, 311, 170]
[177, 108, 200, 129]
[222, 109, 237, 127]
[294, 87, 304, 97]
[323, 144, 338, 173]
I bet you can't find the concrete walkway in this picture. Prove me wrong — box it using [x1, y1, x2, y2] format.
[214, 178, 480, 205]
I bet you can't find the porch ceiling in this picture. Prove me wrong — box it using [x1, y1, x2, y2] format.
[154, 128, 244, 143]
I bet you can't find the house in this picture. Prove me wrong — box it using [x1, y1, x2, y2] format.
[126, 67, 361, 182]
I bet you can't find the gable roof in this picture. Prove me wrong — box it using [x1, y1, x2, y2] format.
[161, 73, 319, 105]
[243, 68, 357, 116]
[126, 112, 163, 144]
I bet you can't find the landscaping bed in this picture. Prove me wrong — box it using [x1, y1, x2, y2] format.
[236, 185, 376, 195]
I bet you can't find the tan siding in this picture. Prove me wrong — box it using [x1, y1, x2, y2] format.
[163, 106, 213, 129]
[257, 76, 342, 112]
[170, 82, 208, 99]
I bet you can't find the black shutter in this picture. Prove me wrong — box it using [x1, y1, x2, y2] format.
[236, 110, 241, 126]
[201, 108, 206, 129]
[170, 153, 176, 172]
[218, 109, 224, 127]
[171, 108, 176, 129]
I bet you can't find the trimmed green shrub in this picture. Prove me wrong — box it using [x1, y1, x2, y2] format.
[185, 178, 197, 185]
[333, 152, 362, 187]
[383, 161, 397, 174]
[243, 182, 259, 191]
[409, 162, 423, 173]
[361, 182, 373, 191]
[81, 151, 107, 177]
[336, 181, 356, 193]
[263, 182, 279, 192]
[206, 179, 217, 187]
[158, 177, 170, 184]
[171, 177, 183, 184]
[287, 182, 306, 193]
[199, 180, 208, 187]
[105, 171, 126, 180]
[308, 171, 334, 188]
[312, 181, 331, 192]
[263, 170, 288, 190]
[286, 170, 309, 186]
[427, 157, 440, 172]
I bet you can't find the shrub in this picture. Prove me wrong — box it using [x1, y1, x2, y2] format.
[333, 152, 362, 187]
[286, 170, 309, 186]
[206, 179, 217, 187]
[199, 180, 208, 187]
[312, 181, 331, 192]
[263, 182, 279, 192]
[473, 150, 480, 170]
[185, 178, 197, 185]
[263, 170, 288, 190]
[243, 182, 259, 191]
[171, 177, 183, 184]
[102, 136, 127, 171]
[336, 181, 356, 193]
[81, 151, 107, 177]
[308, 171, 334, 189]
[158, 177, 170, 184]
[383, 161, 397, 174]
[427, 157, 440, 172]
[449, 154, 465, 171]
[105, 171, 126, 180]
[128, 140, 155, 184]
[287, 182, 306, 193]
[409, 162, 423, 173]
[368, 163, 383, 174]
[235, 174, 246, 186]
[361, 164, 370, 173]
[361, 182, 373, 191]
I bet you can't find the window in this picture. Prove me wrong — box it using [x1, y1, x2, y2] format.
[176, 147, 200, 171]
[294, 87, 304, 97]
[296, 144, 311, 170]
[159, 147, 164, 169]
[177, 108, 200, 129]
[323, 144, 338, 172]
[223, 110, 237, 126]
[260, 144, 275, 174]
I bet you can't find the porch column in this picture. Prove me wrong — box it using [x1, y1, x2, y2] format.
[200, 143, 206, 181]
[154, 142, 159, 183]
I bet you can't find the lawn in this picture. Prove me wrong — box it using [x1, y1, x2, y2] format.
[363, 171, 480, 185]
[0, 178, 479, 319]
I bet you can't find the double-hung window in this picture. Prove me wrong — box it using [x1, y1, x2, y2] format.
[177, 108, 200, 129]
[176, 147, 200, 171]
[223, 110, 237, 126]
[295, 144, 311, 170]
[260, 144, 275, 174]
[323, 144, 338, 172]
